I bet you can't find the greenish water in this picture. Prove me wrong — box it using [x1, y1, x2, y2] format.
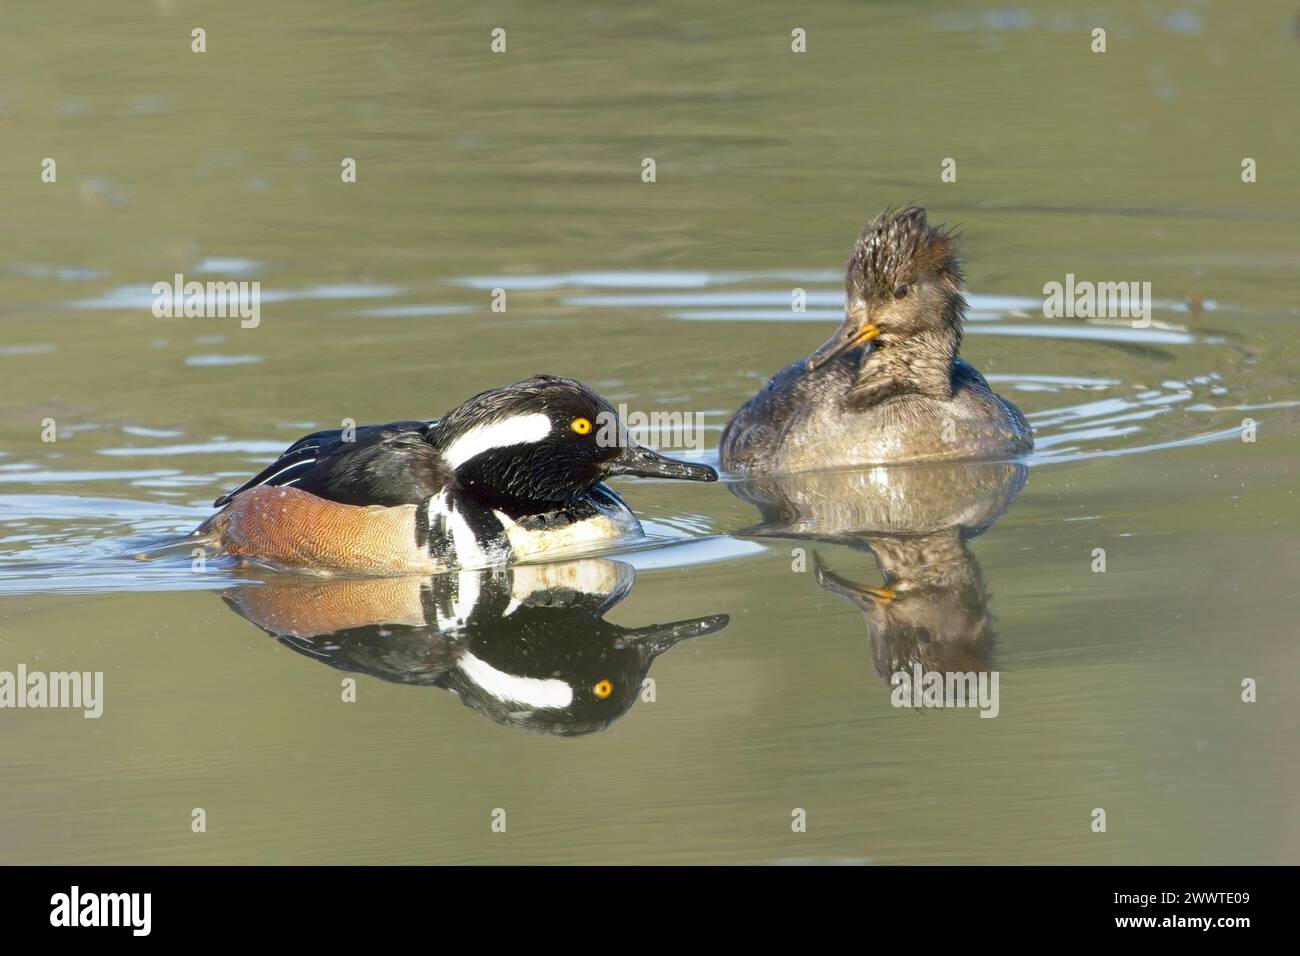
[1, 0, 1298, 864]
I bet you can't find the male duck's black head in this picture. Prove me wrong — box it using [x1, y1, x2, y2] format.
[444, 602, 728, 736]
[807, 206, 966, 372]
[434, 375, 716, 509]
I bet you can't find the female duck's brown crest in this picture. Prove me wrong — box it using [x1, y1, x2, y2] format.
[846, 206, 963, 303]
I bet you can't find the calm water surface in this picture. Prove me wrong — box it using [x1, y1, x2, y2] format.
[2, 1, 1298, 864]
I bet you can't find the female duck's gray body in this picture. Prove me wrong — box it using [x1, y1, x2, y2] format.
[721, 207, 1032, 474]
[722, 352, 1029, 472]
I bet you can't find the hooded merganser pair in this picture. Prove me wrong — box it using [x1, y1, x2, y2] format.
[195, 375, 716, 575]
[194, 208, 1030, 574]
[721, 206, 1033, 473]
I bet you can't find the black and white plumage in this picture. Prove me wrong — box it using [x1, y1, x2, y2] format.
[212, 421, 440, 508]
[197, 376, 717, 574]
[221, 559, 730, 736]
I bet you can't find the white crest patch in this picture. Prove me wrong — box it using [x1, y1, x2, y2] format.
[442, 413, 552, 469]
[456, 652, 573, 709]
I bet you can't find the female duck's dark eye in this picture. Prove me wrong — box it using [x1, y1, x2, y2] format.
[893, 283, 910, 299]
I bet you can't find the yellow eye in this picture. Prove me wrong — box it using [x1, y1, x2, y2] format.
[593, 679, 613, 699]
[571, 417, 592, 435]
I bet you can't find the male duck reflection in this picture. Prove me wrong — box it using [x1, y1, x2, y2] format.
[223, 559, 728, 736]
[722, 206, 1033, 473]
[194, 375, 716, 574]
[732, 460, 1025, 701]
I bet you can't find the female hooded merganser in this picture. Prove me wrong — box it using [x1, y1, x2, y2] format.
[194, 375, 717, 574]
[720, 206, 1033, 473]
[730, 459, 1026, 700]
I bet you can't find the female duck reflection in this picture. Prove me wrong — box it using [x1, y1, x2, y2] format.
[731, 461, 1025, 705]
[222, 560, 727, 736]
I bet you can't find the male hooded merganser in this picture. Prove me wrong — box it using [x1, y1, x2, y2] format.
[194, 375, 717, 574]
[223, 560, 728, 735]
[720, 206, 1033, 473]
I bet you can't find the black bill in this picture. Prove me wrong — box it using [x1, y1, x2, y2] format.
[607, 443, 717, 482]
